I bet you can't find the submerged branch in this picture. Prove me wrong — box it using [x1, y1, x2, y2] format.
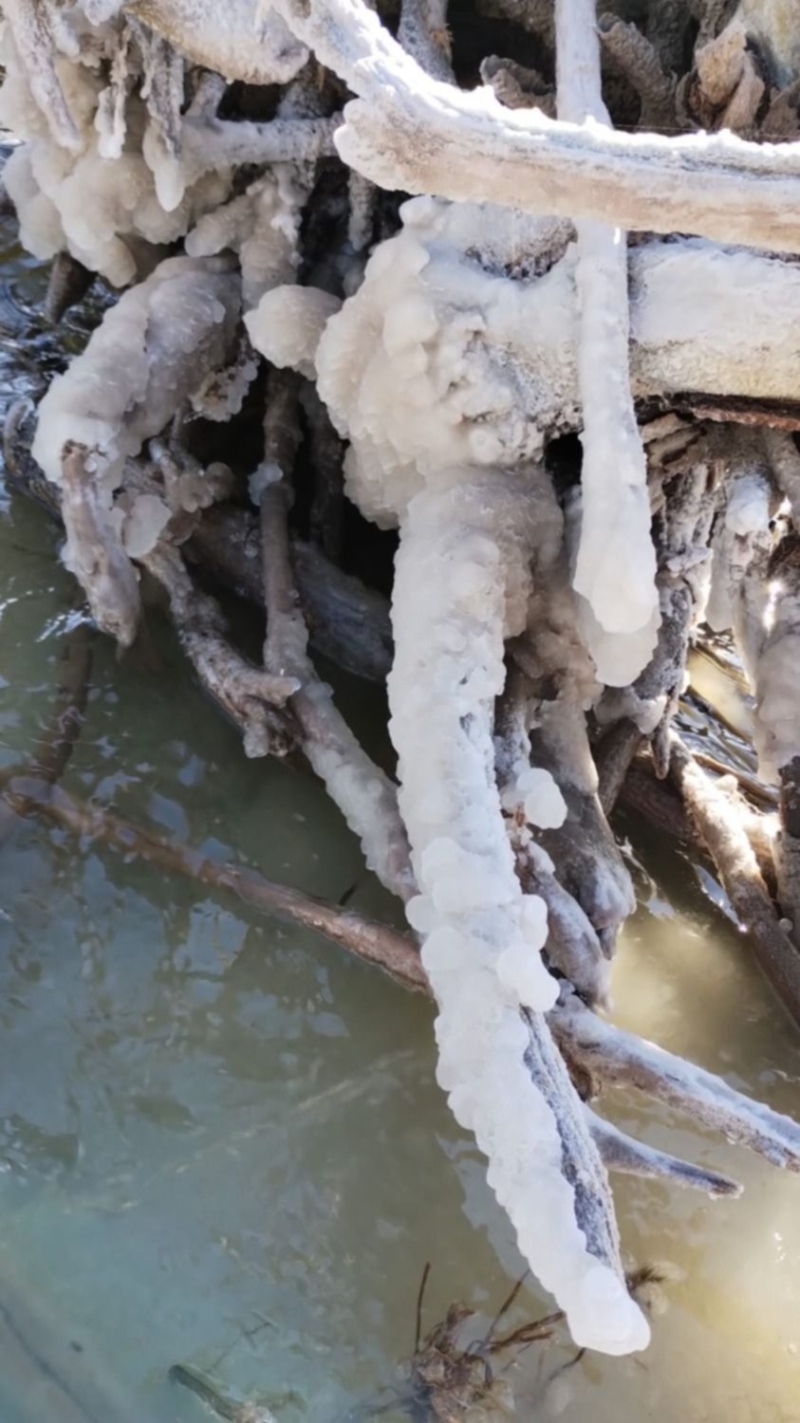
[586, 1109, 742, 1198]
[3, 776, 426, 994]
[142, 541, 298, 758]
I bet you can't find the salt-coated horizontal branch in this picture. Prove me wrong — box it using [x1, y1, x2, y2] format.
[586, 1108, 742, 1197]
[551, 993, 800, 1172]
[276, 0, 800, 253]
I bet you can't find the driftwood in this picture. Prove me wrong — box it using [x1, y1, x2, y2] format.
[669, 732, 800, 1027]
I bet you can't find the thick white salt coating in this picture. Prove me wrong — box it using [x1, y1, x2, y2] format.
[555, 0, 658, 681]
[707, 467, 776, 634]
[113, 493, 172, 559]
[389, 470, 647, 1355]
[315, 197, 580, 527]
[32, 255, 240, 489]
[245, 286, 343, 379]
[0, 25, 234, 286]
[501, 767, 568, 829]
[186, 170, 306, 309]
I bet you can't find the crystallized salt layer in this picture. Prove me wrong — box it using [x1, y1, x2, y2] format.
[314, 196, 579, 527]
[245, 285, 342, 379]
[389, 467, 648, 1355]
[32, 255, 239, 490]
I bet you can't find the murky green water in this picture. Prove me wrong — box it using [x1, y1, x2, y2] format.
[0, 209, 798, 1423]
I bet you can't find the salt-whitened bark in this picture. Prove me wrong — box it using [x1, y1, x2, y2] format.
[276, 0, 800, 254]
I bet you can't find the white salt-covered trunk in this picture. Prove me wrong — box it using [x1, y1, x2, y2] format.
[390, 466, 649, 1355]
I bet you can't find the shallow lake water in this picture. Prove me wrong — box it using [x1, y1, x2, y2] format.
[0, 211, 798, 1423]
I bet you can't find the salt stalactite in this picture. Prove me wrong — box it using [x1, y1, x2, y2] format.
[0, 21, 233, 286]
[555, 0, 659, 687]
[254, 195, 648, 1350]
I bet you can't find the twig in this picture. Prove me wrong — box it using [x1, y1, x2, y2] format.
[692, 749, 778, 808]
[587, 1108, 741, 1197]
[414, 1262, 431, 1353]
[669, 732, 800, 1027]
[141, 542, 298, 759]
[181, 113, 340, 183]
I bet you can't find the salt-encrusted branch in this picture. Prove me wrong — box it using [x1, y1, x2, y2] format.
[31, 255, 240, 638]
[669, 732, 800, 1027]
[142, 541, 298, 758]
[180, 113, 340, 189]
[1, 1, 81, 151]
[59, 442, 142, 648]
[398, 0, 453, 83]
[126, 0, 310, 85]
[555, 0, 658, 680]
[586, 1109, 742, 1198]
[496, 664, 611, 1006]
[259, 374, 415, 902]
[276, 0, 800, 253]
[551, 992, 800, 1170]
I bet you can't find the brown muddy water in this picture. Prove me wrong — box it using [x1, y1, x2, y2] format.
[0, 208, 798, 1423]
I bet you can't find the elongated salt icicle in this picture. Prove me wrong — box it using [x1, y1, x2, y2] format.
[555, 0, 658, 681]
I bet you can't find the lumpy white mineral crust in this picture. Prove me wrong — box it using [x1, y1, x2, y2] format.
[389, 468, 648, 1355]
